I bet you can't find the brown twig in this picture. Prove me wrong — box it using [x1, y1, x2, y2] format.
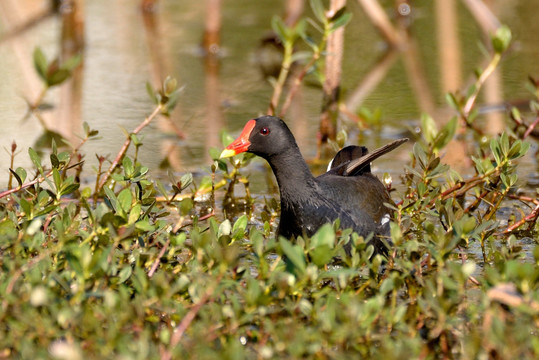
[278, 56, 319, 118]
[507, 194, 539, 206]
[500, 202, 539, 234]
[0, 170, 54, 199]
[148, 239, 171, 277]
[523, 116, 539, 139]
[0, 161, 83, 199]
[97, 104, 163, 191]
[161, 276, 221, 360]
[464, 190, 490, 213]
[176, 211, 215, 230]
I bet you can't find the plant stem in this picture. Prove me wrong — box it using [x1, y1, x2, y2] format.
[462, 53, 501, 118]
[268, 42, 294, 115]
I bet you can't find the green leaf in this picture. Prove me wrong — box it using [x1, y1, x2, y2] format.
[245, 277, 261, 306]
[123, 157, 134, 178]
[155, 180, 169, 201]
[179, 173, 193, 191]
[19, 197, 32, 217]
[163, 88, 181, 114]
[47, 69, 71, 86]
[294, 18, 307, 39]
[421, 113, 437, 144]
[117, 188, 133, 213]
[52, 168, 62, 192]
[232, 215, 248, 234]
[104, 187, 118, 211]
[310, 223, 335, 249]
[117, 266, 132, 284]
[62, 53, 82, 71]
[445, 92, 460, 111]
[310, 245, 334, 267]
[218, 219, 232, 237]
[499, 132, 509, 157]
[130, 134, 142, 147]
[57, 151, 70, 164]
[310, 0, 326, 23]
[510, 107, 522, 122]
[330, 11, 351, 32]
[28, 148, 43, 173]
[135, 219, 156, 232]
[33, 47, 48, 82]
[50, 153, 60, 169]
[490, 138, 502, 166]
[16, 167, 27, 183]
[433, 116, 457, 150]
[128, 203, 142, 225]
[163, 76, 178, 96]
[279, 237, 306, 275]
[146, 82, 158, 104]
[60, 183, 80, 196]
[413, 143, 428, 170]
[271, 16, 289, 43]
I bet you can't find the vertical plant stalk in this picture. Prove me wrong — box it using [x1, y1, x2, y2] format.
[7, 141, 17, 189]
[278, 35, 328, 118]
[267, 40, 294, 115]
[97, 104, 163, 191]
[461, 53, 501, 119]
[319, 0, 345, 147]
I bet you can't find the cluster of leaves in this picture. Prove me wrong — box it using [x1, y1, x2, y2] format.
[1, 139, 538, 359]
[1, 103, 538, 359]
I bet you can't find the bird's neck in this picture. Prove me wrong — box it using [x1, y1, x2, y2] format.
[266, 147, 316, 201]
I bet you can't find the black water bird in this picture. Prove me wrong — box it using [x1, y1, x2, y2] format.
[220, 115, 407, 253]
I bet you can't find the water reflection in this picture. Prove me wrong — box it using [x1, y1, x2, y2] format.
[0, 0, 537, 184]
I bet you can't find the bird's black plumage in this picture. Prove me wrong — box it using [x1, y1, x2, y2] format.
[221, 115, 407, 254]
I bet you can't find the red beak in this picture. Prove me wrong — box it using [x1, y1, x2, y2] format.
[220, 119, 256, 158]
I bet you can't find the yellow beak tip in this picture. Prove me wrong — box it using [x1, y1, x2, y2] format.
[219, 149, 236, 159]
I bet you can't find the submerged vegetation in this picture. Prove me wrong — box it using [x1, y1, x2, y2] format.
[1, 1, 539, 359]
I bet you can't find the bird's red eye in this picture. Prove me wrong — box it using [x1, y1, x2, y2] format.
[260, 127, 270, 135]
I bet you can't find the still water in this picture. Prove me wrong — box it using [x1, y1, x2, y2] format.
[0, 0, 538, 189]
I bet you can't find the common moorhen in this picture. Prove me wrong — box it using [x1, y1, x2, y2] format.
[220, 115, 407, 253]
